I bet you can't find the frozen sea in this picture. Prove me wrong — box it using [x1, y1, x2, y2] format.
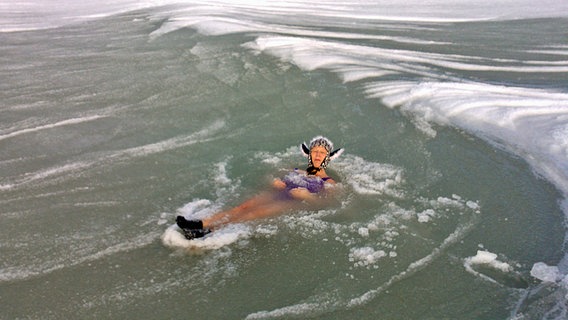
[2, 1, 568, 319]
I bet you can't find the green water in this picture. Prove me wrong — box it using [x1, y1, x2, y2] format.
[0, 11, 565, 319]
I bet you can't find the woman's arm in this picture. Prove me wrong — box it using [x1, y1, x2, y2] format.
[289, 187, 316, 201]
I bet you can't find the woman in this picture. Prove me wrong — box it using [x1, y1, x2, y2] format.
[176, 136, 343, 239]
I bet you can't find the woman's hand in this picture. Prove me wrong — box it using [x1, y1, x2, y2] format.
[272, 178, 286, 190]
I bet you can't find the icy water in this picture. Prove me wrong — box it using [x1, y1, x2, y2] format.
[2, 1, 568, 319]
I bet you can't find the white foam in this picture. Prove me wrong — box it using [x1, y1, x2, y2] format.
[145, 0, 568, 40]
[3, 121, 226, 191]
[161, 223, 251, 252]
[370, 81, 568, 198]
[0, 115, 106, 142]
[466, 201, 480, 210]
[417, 209, 436, 223]
[254, 224, 279, 237]
[333, 155, 405, 197]
[531, 262, 561, 283]
[462, 250, 524, 286]
[115, 120, 226, 159]
[246, 302, 325, 320]
[0, 0, 154, 32]
[466, 250, 513, 272]
[247, 35, 568, 83]
[177, 199, 217, 219]
[357, 227, 369, 237]
[0, 230, 161, 282]
[254, 146, 299, 165]
[1, 161, 95, 191]
[163, 194, 254, 252]
[349, 247, 387, 267]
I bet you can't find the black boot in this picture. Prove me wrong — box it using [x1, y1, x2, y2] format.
[176, 216, 211, 240]
[181, 228, 212, 240]
[176, 216, 203, 230]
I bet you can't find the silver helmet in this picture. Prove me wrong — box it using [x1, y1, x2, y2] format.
[301, 136, 344, 169]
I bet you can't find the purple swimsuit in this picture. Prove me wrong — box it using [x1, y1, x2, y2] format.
[282, 170, 331, 194]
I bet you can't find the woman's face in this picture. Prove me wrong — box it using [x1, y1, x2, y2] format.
[310, 146, 328, 168]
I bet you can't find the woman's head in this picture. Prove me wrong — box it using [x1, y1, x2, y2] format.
[301, 136, 343, 172]
[310, 145, 328, 169]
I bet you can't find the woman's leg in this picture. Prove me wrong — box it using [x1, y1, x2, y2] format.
[202, 193, 291, 228]
[224, 202, 290, 223]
